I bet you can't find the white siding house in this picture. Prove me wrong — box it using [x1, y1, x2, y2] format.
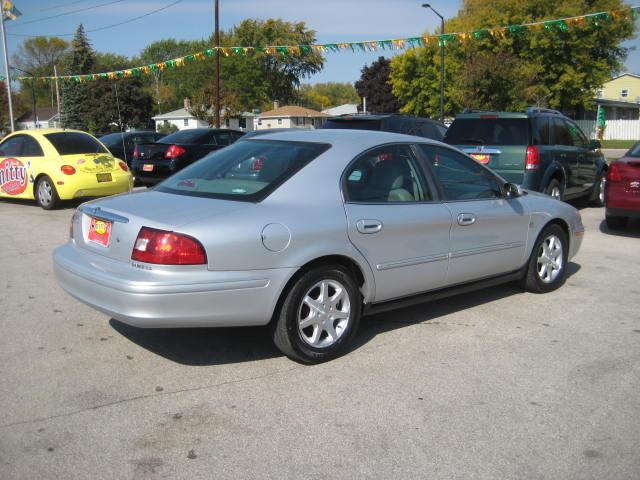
[255, 105, 328, 130]
[16, 107, 61, 130]
[152, 99, 256, 132]
[322, 104, 360, 116]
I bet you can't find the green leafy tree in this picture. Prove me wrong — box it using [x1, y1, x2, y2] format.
[299, 82, 359, 111]
[390, 0, 637, 117]
[355, 57, 400, 113]
[60, 25, 94, 129]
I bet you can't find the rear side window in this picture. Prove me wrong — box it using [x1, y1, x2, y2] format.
[533, 117, 551, 145]
[419, 145, 502, 201]
[159, 129, 209, 144]
[156, 140, 330, 202]
[344, 144, 430, 203]
[323, 119, 382, 131]
[44, 132, 108, 155]
[444, 118, 529, 146]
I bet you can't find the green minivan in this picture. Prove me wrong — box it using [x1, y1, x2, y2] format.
[444, 108, 607, 205]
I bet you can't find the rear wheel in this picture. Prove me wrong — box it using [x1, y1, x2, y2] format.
[272, 265, 361, 364]
[589, 174, 606, 207]
[545, 178, 563, 201]
[521, 224, 568, 294]
[605, 215, 627, 230]
[36, 176, 60, 210]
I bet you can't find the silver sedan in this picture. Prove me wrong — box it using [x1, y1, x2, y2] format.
[53, 130, 584, 363]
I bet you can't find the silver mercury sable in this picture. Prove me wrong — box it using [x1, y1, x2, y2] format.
[54, 130, 584, 363]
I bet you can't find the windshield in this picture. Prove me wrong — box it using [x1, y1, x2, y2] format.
[159, 129, 209, 144]
[324, 119, 382, 131]
[45, 132, 109, 155]
[627, 141, 640, 158]
[156, 139, 330, 202]
[444, 118, 530, 146]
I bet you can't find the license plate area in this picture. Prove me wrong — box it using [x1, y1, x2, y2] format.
[143, 164, 154, 172]
[96, 173, 112, 183]
[88, 217, 112, 247]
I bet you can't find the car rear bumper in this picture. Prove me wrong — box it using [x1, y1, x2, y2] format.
[56, 171, 133, 200]
[606, 207, 640, 219]
[53, 242, 295, 328]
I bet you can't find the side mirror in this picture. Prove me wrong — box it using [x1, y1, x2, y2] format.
[588, 139, 601, 151]
[503, 182, 523, 199]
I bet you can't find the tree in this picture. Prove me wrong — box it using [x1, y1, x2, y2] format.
[355, 57, 400, 113]
[0, 81, 25, 133]
[60, 25, 94, 129]
[390, 0, 636, 117]
[299, 82, 359, 111]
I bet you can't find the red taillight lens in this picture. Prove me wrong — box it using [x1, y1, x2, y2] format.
[607, 163, 622, 182]
[61, 165, 76, 175]
[133, 145, 139, 159]
[165, 144, 186, 159]
[525, 146, 540, 170]
[131, 227, 207, 265]
[250, 156, 264, 172]
[118, 160, 129, 172]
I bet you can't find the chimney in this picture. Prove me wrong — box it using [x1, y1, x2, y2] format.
[273, 100, 279, 110]
[184, 98, 191, 110]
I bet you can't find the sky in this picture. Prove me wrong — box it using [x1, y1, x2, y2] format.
[1, 0, 638, 84]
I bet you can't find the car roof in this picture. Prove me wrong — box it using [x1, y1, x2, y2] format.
[455, 108, 565, 119]
[327, 113, 445, 125]
[245, 128, 448, 149]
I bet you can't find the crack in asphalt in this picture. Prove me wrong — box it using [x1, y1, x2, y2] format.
[0, 365, 302, 430]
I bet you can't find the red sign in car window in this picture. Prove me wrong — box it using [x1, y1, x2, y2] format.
[88, 217, 112, 247]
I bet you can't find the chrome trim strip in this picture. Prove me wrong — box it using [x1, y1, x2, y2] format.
[80, 205, 130, 224]
[450, 241, 524, 259]
[462, 148, 502, 155]
[377, 254, 449, 271]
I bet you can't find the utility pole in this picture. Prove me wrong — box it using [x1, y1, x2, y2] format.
[0, 11, 15, 132]
[422, 4, 445, 123]
[214, 0, 220, 128]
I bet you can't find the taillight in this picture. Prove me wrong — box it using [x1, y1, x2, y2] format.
[165, 144, 186, 159]
[250, 156, 264, 172]
[118, 161, 129, 172]
[131, 227, 207, 265]
[607, 163, 622, 182]
[133, 145, 139, 159]
[525, 146, 539, 170]
[61, 165, 76, 175]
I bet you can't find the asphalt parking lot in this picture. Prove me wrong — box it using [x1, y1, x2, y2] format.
[1, 197, 639, 480]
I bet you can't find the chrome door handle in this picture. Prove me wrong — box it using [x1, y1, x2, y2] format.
[457, 213, 476, 226]
[356, 219, 383, 234]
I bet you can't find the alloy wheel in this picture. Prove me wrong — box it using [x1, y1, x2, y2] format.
[297, 279, 351, 348]
[550, 185, 561, 200]
[38, 179, 53, 206]
[537, 234, 563, 284]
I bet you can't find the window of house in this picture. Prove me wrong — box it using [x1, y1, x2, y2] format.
[278, 118, 283, 125]
[183, 119, 189, 126]
[596, 89, 603, 99]
[239, 118, 246, 129]
[621, 89, 629, 98]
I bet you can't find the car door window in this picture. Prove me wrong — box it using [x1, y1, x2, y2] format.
[565, 120, 587, 148]
[552, 118, 573, 146]
[0, 136, 25, 156]
[533, 117, 551, 145]
[21, 136, 44, 156]
[344, 144, 430, 203]
[418, 145, 502, 201]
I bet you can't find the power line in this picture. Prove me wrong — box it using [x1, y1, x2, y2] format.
[8, 0, 126, 29]
[34, 1, 89, 14]
[8, 0, 185, 37]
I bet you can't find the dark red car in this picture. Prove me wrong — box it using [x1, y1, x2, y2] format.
[605, 141, 640, 229]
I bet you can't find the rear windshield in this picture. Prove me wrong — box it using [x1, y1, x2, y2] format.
[156, 139, 330, 202]
[627, 141, 640, 158]
[444, 118, 530, 146]
[99, 133, 126, 147]
[45, 132, 109, 155]
[159, 129, 209, 144]
[324, 119, 382, 131]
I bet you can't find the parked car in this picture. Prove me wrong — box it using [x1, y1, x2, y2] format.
[99, 131, 165, 166]
[132, 128, 244, 185]
[0, 129, 132, 210]
[54, 130, 584, 363]
[323, 113, 447, 141]
[444, 108, 607, 204]
[604, 140, 640, 229]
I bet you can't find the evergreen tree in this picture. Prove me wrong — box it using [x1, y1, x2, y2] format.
[61, 25, 95, 129]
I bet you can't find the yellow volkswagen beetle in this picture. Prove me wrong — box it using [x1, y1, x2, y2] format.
[0, 128, 133, 209]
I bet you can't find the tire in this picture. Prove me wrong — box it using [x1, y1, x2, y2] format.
[521, 224, 569, 294]
[545, 178, 564, 201]
[35, 175, 60, 210]
[271, 265, 361, 364]
[589, 174, 606, 207]
[606, 215, 627, 230]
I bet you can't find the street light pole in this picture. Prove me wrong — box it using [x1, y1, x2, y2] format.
[214, 0, 220, 128]
[421, 3, 445, 123]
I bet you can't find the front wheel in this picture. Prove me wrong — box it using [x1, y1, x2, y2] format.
[36, 176, 60, 210]
[272, 265, 361, 364]
[521, 224, 569, 294]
